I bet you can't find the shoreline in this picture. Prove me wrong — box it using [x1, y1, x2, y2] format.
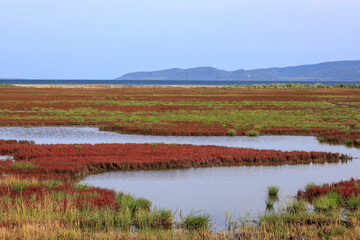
[11, 83, 360, 89]
[12, 84, 222, 88]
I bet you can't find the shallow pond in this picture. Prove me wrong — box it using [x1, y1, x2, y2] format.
[0, 127, 359, 228]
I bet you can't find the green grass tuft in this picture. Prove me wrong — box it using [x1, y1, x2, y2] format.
[117, 194, 152, 214]
[313, 192, 342, 211]
[227, 129, 237, 136]
[268, 185, 280, 197]
[327, 136, 335, 141]
[151, 208, 174, 229]
[134, 197, 152, 212]
[343, 139, 353, 145]
[182, 211, 212, 231]
[286, 200, 307, 214]
[246, 130, 260, 137]
[304, 182, 316, 191]
[8, 162, 37, 169]
[348, 195, 360, 210]
[73, 183, 91, 191]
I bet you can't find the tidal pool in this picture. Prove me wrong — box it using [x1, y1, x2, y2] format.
[0, 127, 359, 228]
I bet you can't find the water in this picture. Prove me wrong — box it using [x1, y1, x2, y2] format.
[0, 127, 356, 155]
[1, 79, 359, 85]
[0, 126, 359, 228]
[82, 162, 359, 228]
[0, 156, 13, 162]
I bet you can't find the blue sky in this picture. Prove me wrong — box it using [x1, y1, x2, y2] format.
[1, 0, 359, 79]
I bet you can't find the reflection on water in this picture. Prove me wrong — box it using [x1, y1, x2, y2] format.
[0, 127, 359, 228]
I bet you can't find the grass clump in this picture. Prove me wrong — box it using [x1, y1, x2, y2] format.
[8, 162, 37, 169]
[313, 192, 342, 211]
[246, 130, 260, 137]
[115, 207, 132, 230]
[117, 194, 152, 214]
[343, 139, 353, 145]
[227, 129, 237, 136]
[134, 197, 152, 212]
[134, 208, 153, 229]
[151, 208, 174, 229]
[347, 195, 360, 210]
[267, 185, 279, 197]
[133, 209, 174, 229]
[286, 199, 307, 214]
[327, 136, 335, 141]
[115, 193, 173, 229]
[75, 145, 83, 149]
[73, 183, 91, 191]
[304, 182, 316, 191]
[182, 211, 212, 231]
[149, 143, 158, 147]
[331, 227, 346, 236]
[134, 207, 174, 229]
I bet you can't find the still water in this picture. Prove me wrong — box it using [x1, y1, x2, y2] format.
[0, 127, 359, 228]
[0, 156, 13, 161]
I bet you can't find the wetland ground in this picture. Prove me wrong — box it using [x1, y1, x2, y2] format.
[0, 84, 360, 239]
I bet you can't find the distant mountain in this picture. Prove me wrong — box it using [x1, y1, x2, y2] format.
[117, 60, 360, 81]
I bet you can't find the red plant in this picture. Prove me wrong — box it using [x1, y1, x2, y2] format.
[0, 140, 350, 179]
[297, 178, 360, 199]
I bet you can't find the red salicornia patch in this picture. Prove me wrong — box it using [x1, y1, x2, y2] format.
[298, 178, 360, 200]
[0, 140, 350, 179]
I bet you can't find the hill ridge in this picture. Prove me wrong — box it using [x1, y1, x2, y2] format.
[117, 60, 360, 81]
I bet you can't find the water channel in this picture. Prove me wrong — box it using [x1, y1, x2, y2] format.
[0, 127, 359, 228]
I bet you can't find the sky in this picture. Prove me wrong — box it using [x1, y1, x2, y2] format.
[0, 0, 360, 79]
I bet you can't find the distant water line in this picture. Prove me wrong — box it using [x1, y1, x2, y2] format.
[1, 79, 359, 85]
